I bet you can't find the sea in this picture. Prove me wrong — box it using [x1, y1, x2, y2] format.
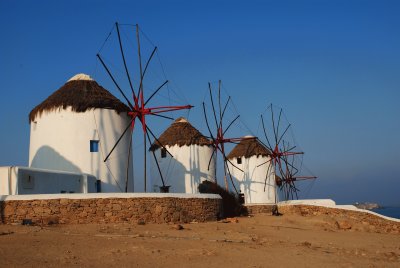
[371, 207, 400, 219]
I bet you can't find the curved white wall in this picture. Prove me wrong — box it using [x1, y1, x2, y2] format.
[29, 107, 133, 193]
[228, 155, 276, 204]
[150, 145, 216, 193]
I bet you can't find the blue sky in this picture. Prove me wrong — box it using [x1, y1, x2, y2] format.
[0, 0, 399, 205]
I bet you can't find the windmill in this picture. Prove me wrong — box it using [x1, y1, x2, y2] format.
[202, 80, 252, 194]
[96, 22, 193, 192]
[258, 104, 317, 200]
[280, 151, 317, 200]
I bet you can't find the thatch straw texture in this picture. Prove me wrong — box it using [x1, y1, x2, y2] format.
[227, 137, 271, 159]
[150, 117, 212, 151]
[29, 79, 130, 122]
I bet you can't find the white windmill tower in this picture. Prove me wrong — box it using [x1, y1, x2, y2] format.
[149, 117, 215, 193]
[227, 136, 277, 204]
[28, 73, 133, 192]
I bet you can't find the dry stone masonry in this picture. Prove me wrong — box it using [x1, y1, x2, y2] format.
[278, 204, 400, 234]
[0, 195, 221, 225]
[245, 204, 278, 215]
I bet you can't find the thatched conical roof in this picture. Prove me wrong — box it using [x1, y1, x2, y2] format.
[150, 117, 212, 151]
[29, 74, 130, 122]
[227, 136, 271, 159]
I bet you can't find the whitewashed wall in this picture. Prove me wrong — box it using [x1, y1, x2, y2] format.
[0, 167, 13, 194]
[29, 107, 133, 192]
[0, 166, 97, 195]
[150, 145, 216, 193]
[228, 155, 276, 204]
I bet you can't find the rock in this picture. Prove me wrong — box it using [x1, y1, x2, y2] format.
[226, 217, 239, 223]
[79, 211, 88, 217]
[336, 220, 352, 230]
[104, 212, 113, 217]
[16, 208, 27, 216]
[60, 199, 69, 205]
[300, 209, 310, 216]
[112, 204, 122, 211]
[42, 216, 59, 225]
[172, 212, 180, 222]
[154, 205, 163, 215]
[0, 231, 14, 236]
[384, 252, 398, 261]
[173, 224, 184, 230]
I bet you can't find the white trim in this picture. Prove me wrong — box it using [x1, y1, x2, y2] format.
[244, 203, 276, 206]
[0, 193, 222, 201]
[278, 199, 336, 207]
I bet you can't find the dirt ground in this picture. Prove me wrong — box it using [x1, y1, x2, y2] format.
[0, 213, 399, 268]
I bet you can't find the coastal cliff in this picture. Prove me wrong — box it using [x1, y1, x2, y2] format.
[354, 202, 380, 210]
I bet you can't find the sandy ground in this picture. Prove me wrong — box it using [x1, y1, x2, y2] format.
[0, 213, 399, 268]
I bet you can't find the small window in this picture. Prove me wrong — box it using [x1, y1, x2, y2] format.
[161, 148, 167, 158]
[90, 140, 99, 152]
[237, 157, 242, 164]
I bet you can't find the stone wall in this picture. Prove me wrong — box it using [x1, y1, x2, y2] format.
[278, 205, 400, 234]
[245, 204, 277, 215]
[0, 196, 222, 225]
